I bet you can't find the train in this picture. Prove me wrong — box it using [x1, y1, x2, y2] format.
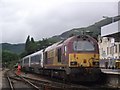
[20, 35, 102, 82]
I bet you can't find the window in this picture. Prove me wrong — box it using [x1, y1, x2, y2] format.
[64, 46, 67, 53]
[31, 55, 40, 63]
[24, 58, 29, 64]
[110, 47, 112, 54]
[115, 45, 117, 53]
[107, 47, 109, 55]
[119, 44, 120, 53]
[73, 41, 95, 51]
[44, 52, 47, 64]
[58, 48, 62, 62]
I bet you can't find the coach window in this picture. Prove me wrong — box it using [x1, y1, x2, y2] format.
[39, 54, 41, 61]
[24, 58, 29, 64]
[31, 56, 35, 63]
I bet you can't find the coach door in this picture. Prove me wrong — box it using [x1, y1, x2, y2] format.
[57, 48, 62, 63]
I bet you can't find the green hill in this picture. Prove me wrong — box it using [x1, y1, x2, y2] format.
[1, 43, 25, 54]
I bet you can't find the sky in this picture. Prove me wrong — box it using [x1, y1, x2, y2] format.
[0, 0, 119, 44]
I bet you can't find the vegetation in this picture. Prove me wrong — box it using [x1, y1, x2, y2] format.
[20, 36, 57, 58]
[2, 50, 19, 68]
[25, 36, 37, 55]
[1, 43, 25, 54]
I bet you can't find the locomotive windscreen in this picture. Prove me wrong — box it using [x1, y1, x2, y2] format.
[73, 41, 95, 51]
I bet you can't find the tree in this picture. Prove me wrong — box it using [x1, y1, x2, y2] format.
[36, 38, 56, 50]
[31, 37, 35, 43]
[2, 50, 19, 68]
[25, 35, 30, 52]
[24, 36, 37, 55]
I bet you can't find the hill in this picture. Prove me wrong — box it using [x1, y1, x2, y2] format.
[49, 25, 100, 42]
[1, 43, 25, 54]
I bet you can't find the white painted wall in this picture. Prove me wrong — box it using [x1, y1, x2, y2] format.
[101, 21, 119, 36]
[99, 37, 120, 59]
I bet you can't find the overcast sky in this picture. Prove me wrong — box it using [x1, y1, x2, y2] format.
[0, 0, 119, 44]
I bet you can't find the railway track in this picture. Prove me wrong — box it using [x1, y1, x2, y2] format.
[5, 69, 118, 90]
[5, 70, 40, 90]
[21, 75, 89, 89]
[5, 70, 89, 90]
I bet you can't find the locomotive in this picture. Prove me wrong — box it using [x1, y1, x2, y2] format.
[20, 35, 101, 82]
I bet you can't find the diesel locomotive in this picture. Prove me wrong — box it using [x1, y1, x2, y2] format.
[20, 35, 101, 82]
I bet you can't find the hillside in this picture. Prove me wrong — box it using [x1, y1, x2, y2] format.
[49, 15, 120, 41]
[49, 25, 100, 42]
[1, 43, 25, 54]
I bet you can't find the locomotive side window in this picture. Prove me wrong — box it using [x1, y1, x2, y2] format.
[73, 41, 95, 51]
[64, 46, 67, 56]
[58, 48, 62, 62]
[64, 46, 67, 53]
[45, 52, 48, 64]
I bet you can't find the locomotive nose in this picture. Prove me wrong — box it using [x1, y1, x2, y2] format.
[69, 53, 99, 67]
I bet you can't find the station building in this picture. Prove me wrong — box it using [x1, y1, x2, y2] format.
[98, 2, 120, 68]
[97, 3, 120, 87]
[98, 19, 120, 59]
[99, 1, 120, 60]
[99, 37, 120, 60]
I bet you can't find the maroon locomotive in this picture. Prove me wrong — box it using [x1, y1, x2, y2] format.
[21, 35, 101, 82]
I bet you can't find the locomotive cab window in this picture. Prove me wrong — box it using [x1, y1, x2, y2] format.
[73, 41, 95, 51]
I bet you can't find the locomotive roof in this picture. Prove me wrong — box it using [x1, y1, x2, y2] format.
[44, 36, 77, 51]
[44, 35, 97, 52]
[44, 40, 63, 51]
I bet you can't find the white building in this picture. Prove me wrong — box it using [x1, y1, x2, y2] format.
[99, 12, 120, 60]
[99, 37, 120, 59]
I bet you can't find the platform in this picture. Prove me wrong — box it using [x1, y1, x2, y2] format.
[101, 69, 120, 75]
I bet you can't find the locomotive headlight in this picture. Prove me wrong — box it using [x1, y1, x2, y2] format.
[70, 61, 77, 65]
[93, 62, 99, 65]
